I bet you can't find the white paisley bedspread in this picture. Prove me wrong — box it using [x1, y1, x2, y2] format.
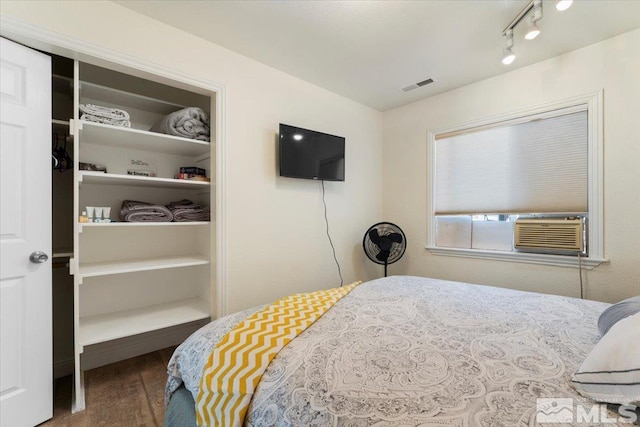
[166, 276, 612, 426]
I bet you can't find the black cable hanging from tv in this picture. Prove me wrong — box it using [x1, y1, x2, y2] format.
[321, 180, 343, 287]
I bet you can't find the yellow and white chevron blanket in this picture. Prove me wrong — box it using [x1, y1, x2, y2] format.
[195, 281, 362, 426]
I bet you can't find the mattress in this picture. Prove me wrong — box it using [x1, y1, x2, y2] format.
[165, 275, 610, 426]
[165, 385, 197, 427]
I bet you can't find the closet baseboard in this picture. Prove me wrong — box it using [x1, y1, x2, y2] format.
[80, 319, 210, 371]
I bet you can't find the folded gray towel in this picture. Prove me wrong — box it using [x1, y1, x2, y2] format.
[120, 200, 173, 222]
[151, 107, 211, 142]
[172, 207, 210, 222]
[166, 199, 209, 222]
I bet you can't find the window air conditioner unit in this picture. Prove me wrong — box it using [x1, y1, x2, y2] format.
[514, 217, 586, 255]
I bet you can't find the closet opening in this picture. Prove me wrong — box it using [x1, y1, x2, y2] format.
[41, 48, 222, 412]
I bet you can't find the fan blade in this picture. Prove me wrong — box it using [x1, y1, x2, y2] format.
[388, 232, 403, 243]
[368, 229, 382, 245]
[376, 249, 391, 262]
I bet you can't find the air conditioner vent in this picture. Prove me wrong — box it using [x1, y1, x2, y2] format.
[401, 78, 434, 92]
[514, 218, 585, 253]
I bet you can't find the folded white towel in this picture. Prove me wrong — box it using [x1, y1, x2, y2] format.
[80, 104, 130, 121]
[80, 114, 131, 128]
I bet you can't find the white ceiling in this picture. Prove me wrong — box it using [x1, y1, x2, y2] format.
[116, 0, 640, 111]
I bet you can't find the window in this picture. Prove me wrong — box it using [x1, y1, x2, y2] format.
[426, 92, 605, 268]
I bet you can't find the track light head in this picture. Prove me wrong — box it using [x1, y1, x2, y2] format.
[525, 0, 543, 40]
[502, 47, 516, 65]
[525, 20, 541, 40]
[502, 29, 515, 65]
[556, 0, 573, 11]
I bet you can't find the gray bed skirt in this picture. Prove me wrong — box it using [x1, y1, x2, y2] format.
[164, 385, 197, 427]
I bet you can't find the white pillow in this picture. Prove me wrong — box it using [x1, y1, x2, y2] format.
[571, 312, 640, 404]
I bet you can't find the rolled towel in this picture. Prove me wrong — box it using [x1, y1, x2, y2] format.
[120, 200, 173, 222]
[151, 107, 211, 142]
[80, 104, 130, 121]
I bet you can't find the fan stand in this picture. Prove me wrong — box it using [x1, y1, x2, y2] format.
[384, 261, 388, 277]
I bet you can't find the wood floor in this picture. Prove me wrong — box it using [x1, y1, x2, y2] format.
[40, 347, 176, 427]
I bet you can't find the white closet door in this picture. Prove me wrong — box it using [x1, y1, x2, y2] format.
[0, 37, 52, 427]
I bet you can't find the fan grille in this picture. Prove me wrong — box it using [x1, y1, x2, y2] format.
[363, 222, 407, 265]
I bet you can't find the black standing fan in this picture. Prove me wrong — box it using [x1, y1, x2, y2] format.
[363, 222, 407, 277]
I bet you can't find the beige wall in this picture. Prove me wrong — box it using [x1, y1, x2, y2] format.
[1, 1, 383, 314]
[382, 29, 640, 303]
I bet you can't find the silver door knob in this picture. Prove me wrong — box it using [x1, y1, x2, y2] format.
[29, 251, 49, 264]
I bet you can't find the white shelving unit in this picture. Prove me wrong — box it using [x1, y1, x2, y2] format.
[69, 61, 216, 412]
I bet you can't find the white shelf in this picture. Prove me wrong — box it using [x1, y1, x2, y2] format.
[79, 298, 210, 347]
[79, 171, 210, 190]
[52, 247, 74, 258]
[78, 255, 210, 278]
[80, 221, 209, 231]
[78, 121, 211, 157]
[80, 80, 185, 116]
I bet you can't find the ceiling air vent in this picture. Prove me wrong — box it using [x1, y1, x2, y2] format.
[401, 78, 434, 92]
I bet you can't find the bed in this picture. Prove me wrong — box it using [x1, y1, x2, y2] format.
[164, 275, 639, 426]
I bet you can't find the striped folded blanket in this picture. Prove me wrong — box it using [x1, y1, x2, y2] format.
[196, 281, 362, 426]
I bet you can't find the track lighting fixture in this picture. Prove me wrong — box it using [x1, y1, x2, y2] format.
[556, 0, 573, 11]
[501, 0, 569, 65]
[502, 29, 516, 65]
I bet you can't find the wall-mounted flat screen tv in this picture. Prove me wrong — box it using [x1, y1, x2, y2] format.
[279, 123, 345, 182]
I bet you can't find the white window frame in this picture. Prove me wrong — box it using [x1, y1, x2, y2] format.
[426, 91, 606, 269]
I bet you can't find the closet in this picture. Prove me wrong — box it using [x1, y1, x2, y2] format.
[50, 55, 217, 411]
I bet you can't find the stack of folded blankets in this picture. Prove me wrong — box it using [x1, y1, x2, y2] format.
[151, 107, 211, 141]
[80, 104, 131, 128]
[166, 199, 210, 222]
[120, 199, 209, 222]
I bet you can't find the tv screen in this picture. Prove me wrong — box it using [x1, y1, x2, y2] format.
[279, 124, 345, 181]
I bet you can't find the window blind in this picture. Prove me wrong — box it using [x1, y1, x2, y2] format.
[435, 110, 588, 215]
